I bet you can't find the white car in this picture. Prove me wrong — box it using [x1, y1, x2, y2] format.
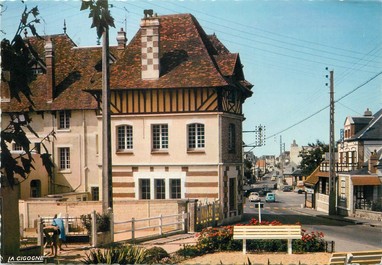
[249, 192, 261, 202]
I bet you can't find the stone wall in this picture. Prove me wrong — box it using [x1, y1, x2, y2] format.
[353, 209, 382, 222]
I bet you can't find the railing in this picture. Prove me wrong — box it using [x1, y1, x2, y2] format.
[113, 211, 187, 242]
[41, 216, 87, 236]
[319, 162, 358, 173]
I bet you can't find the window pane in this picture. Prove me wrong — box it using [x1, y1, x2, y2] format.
[58, 111, 70, 129]
[170, 179, 181, 199]
[59, 147, 70, 170]
[188, 124, 196, 148]
[117, 125, 133, 150]
[152, 124, 168, 150]
[155, 179, 165, 199]
[140, 179, 150, 199]
[188, 123, 205, 149]
[91, 187, 99, 201]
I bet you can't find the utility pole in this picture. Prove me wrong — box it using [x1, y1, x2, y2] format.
[279, 135, 284, 190]
[328, 70, 336, 215]
[102, 1, 113, 213]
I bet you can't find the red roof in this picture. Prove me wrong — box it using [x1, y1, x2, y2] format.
[2, 13, 252, 112]
[86, 13, 252, 91]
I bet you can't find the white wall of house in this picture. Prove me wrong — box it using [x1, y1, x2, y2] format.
[2, 110, 99, 199]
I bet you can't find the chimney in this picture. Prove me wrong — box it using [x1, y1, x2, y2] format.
[44, 38, 55, 103]
[140, 10, 160, 80]
[368, 150, 378, 173]
[364, 108, 372, 117]
[116, 28, 127, 50]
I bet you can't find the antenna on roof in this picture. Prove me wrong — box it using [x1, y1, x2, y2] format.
[63, 20, 67, 34]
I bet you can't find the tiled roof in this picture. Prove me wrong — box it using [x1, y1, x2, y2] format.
[85, 13, 253, 91]
[347, 108, 382, 141]
[304, 167, 320, 186]
[1, 34, 99, 112]
[2, 13, 252, 112]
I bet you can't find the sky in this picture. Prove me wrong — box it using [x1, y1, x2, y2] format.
[1, 0, 382, 157]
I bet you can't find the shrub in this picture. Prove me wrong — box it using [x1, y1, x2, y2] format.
[175, 244, 202, 259]
[196, 226, 241, 253]
[82, 244, 147, 264]
[293, 229, 325, 253]
[144, 246, 170, 264]
[81, 212, 110, 235]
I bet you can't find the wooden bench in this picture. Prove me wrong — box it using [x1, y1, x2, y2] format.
[233, 225, 302, 254]
[329, 249, 382, 265]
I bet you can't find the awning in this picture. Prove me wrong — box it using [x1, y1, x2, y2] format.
[351, 176, 382, 186]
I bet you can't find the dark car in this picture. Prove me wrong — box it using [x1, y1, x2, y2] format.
[282, 186, 293, 192]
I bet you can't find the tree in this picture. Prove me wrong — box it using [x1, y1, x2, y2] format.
[298, 140, 329, 176]
[1, 2, 54, 188]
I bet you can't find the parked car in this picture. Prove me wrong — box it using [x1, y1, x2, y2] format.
[282, 186, 293, 192]
[297, 189, 305, 194]
[249, 192, 261, 202]
[265, 193, 276, 202]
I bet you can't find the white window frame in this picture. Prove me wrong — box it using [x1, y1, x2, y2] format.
[187, 123, 205, 150]
[58, 110, 71, 130]
[134, 172, 185, 200]
[117, 125, 133, 152]
[152, 124, 168, 151]
[58, 147, 70, 171]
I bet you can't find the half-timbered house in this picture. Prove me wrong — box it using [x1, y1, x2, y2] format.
[1, 11, 253, 219]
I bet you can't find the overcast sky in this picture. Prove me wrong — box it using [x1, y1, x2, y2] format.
[2, 0, 382, 157]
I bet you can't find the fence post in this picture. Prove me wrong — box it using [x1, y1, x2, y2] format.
[212, 202, 216, 227]
[37, 217, 44, 255]
[188, 199, 198, 232]
[108, 207, 114, 243]
[182, 211, 186, 232]
[159, 214, 163, 236]
[65, 213, 69, 235]
[91, 210, 97, 247]
[131, 217, 135, 241]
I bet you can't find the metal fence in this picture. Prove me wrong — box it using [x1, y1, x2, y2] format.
[196, 200, 221, 230]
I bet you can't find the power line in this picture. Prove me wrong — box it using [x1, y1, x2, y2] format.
[249, 70, 382, 144]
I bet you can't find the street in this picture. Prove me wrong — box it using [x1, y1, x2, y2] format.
[243, 176, 382, 252]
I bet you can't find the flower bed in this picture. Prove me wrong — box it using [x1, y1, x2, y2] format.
[177, 218, 326, 258]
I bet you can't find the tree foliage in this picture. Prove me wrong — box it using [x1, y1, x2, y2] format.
[298, 140, 329, 176]
[80, 0, 115, 39]
[1, 2, 54, 188]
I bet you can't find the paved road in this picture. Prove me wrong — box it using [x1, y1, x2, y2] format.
[243, 178, 382, 252]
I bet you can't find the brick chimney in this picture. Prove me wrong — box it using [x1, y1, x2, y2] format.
[368, 150, 378, 173]
[116, 28, 127, 50]
[44, 38, 55, 103]
[140, 10, 160, 80]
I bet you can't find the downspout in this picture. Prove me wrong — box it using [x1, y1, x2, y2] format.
[74, 110, 87, 192]
[51, 112, 56, 194]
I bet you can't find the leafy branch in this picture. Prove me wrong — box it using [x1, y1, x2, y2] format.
[1, 2, 54, 188]
[80, 0, 115, 39]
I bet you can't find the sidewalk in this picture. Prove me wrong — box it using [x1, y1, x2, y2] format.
[291, 206, 382, 228]
[46, 233, 198, 263]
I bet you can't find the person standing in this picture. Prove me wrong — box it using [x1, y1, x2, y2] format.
[52, 213, 66, 252]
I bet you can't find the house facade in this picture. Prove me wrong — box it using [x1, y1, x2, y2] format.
[1, 11, 253, 220]
[304, 108, 382, 216]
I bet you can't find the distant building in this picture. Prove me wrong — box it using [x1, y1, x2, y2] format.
[304, 108, 382, 215]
